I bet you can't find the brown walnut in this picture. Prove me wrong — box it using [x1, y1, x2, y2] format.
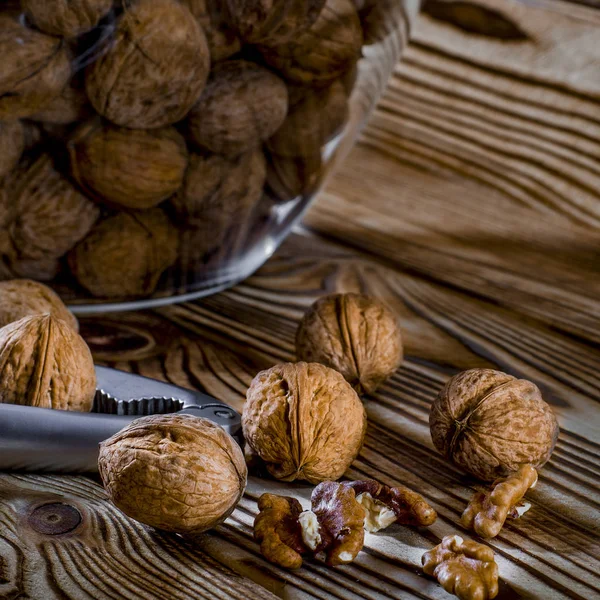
[0, 16, 71, 119]
[181, 0, 241, 62]
[267, 81, 348, 158]
[422, 535, 499, 600]
[266, 150, 322, 202]
[296, 292, 403, 395]
[243, 362, 366, 484]
[68, 208, 178, 299]
[30, 78, 91, 125]
[0, 314, 96, 411]
[0, 120, 24, 179]
[260, 0, 362, 85]
[98, 414, 247, 534]
[223, 0, 326, 45]
[186, 60, 288, 157]
[69, 120, 188, 209]
[86, 0, 210, 129]
[430, 369, 560, 482]
[0, 279, 78, 331]
[22, 0, 113, 37]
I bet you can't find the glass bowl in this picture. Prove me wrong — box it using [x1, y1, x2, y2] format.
[0, 0, 420, 313]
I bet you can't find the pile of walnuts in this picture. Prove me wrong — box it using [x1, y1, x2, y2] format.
[0, 0, 366, 300]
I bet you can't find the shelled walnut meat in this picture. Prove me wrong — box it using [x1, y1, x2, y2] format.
[86, 0, 210, 129]
[296, 292, 403, 394]
[260, 0, 363, 86]
[0, 15, 71, 119]
[68, 208, 178, 298]
[0, 314, 96, 411]
[422, 535, 499, 600]
[69, 120, 188, 209]
[0, 279, 78, 331]
[186, 60, 288, 157]
[430, 369, 559, 481]
[462, 464, 538, 539]
[99, 414, 247, 534]
[242, 362, 366, 483]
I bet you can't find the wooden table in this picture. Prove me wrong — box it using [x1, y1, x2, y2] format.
[1, 1, 598, 598]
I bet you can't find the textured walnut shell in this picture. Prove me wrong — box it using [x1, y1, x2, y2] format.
[0, 314, 95, 411]
[0, 120, 24, 179]
[22, 0, 113, 37]
[296, 293, 403, 395]
[68, 208, 178, 298]
[86, 0, 210, 129]
[223, 0, 326, 45]
[186, 60, 288, 157]
[242, 362, 367, 484]
[0, 279, 78, 331]
[266, 151, 322, 202]
[181, 0, 241, 62]
[430, 369, 560, 482]
[69, 120, 188, 209]
[30, 79, 91, 125]
[98, 414, 247, 534]
[267, 81, 348, 158]
[260, 0, 362, 85]
[8, 154, 100, 263]
[0, 16, 71, 119]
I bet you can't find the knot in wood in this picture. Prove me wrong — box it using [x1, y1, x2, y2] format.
[28, 503, 82, 535]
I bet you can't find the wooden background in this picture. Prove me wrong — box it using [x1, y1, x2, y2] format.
[1, 0, 599, 598]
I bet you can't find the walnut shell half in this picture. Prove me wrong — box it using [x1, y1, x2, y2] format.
[430, 369, 560, 481]
[99, 414, 247, 534]
[86, 0, 210, 129]
[0, 314, 95, 411]
[296, 293, 403, 395]
[242, 362, 367, 484]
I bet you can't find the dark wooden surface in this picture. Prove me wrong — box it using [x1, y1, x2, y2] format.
[1, 0, 599, 598]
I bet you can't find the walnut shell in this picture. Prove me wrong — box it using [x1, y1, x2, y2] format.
[186, 60, 288, 157]
[7, 154, 100, 265]
[242, 362, 367, 484]
[30, 78, 91, 125]
[0, 120, 24, 179]
[430, 369, 560, 482]
[181, 0, 241, 62]
[0, 279, 78, 331]
[266, 151, 322, 202]
[267, 80, 348, 157]
[260, 0, 362, 85]
[98, 413, 247, 534]
[22, 0, 113, 37]
[0, 314, 95, 411]
[223, 0, 326, 45]
[0, 16, 71, 119]
[85, 0, 210, 129]
[296, 293, 403, 395]
[69, 120, 188, 209]
[68, 208, 178, 298]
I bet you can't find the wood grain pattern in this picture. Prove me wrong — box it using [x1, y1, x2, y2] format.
[1, 0, 599, 598]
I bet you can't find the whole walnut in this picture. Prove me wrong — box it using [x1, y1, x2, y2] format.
[223, 0, 326, 45]
[266, 151, 322, 202]
[186, 60, 288, 157]
[69, 120, 188, 209]
[86, 0, 210, 129]
[0, 314, 96, 411]
[181, 0, 241, 62]
[242, 362, 367, 484]
[30, 78, 91, 125]
[99, 414, 247, 534]
[0, 16, 71, 119]
[22, 0, 113, 37]
[430, 369, 560, 481]
[68, 208, 178, 298]
[0, 279, 78, 331]
[267, 81, 348, 157]
[8, 154, 100, 264]
[0, 120, 24, 179]
[296, 293, 403, 395]
[260, 0, 362, 86]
